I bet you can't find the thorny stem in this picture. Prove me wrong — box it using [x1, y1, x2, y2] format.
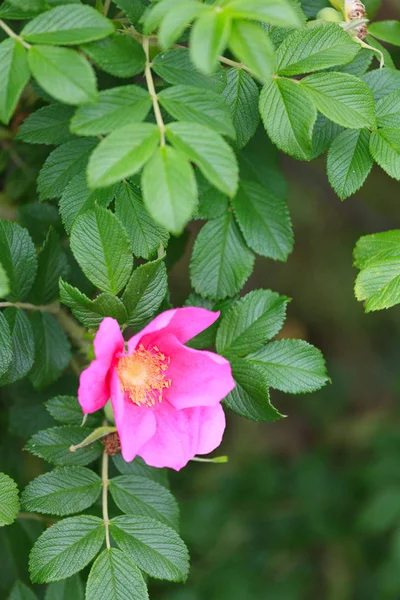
[0, 19, 31, 49]
[0, 301, 59, 314]
[102, 449, 111, 549]
[142, 36, 166, 147]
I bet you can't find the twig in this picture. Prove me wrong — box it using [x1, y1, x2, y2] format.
[0, 301, 59, 314]
[143, 36, 166, 147]
[102, 449, 111, 549]
[0, 19, 30, 49]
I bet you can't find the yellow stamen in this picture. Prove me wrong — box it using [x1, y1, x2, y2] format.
[117, 344, 171, 407]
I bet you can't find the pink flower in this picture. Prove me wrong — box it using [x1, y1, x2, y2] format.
[78, 308, 235, 470]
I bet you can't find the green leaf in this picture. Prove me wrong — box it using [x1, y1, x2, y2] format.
[354, 230, 400, 311]
[327, 129, 373, 199]
[228, 20, 275, 83]
[363, 68, 400, 101]
[0, 1, 43, 19]
[226, 0, 304, 27]
[0, 39, 30, 125]
[0, 311, 13, 378]
[37, 138, 97, 200]
[142, 146, 198, 235]
[81, 34, 146, 78]
[301, 72, 376, 129]
[16, 104, 75, 145]
[248, 339, 328, 394]
[196, 173, 229, 220]
[114, 0, 147, 25]
[122, 258, 168, 329]
[29, 515, 104, 583]
[86, 548, 148, 600]
[142, 0, 196, 33]
[29, 228, 69, 304]
[0, 261, 10, 298]
[112, 454, 169, 488]
[0, 218, 37, 303]
[115, 182, 169, 259]
[0, 472, 20, 527]
[166, 121, 238, 197]
[109, 475, 179, 530]
[8, 581, 37, 600]
[59, 171, 116, 235]
[59, 279, 128, 329]
[370, 128, 400, 180]
[88, 123, 159, 188]
[231, 180, 293, 261]
[45, 575, 84, 600]
[311, 113, 343, 160]
[8, 0, 46, 10]
[221, 68, 259, 150]
[110, 515, 189, 582]
[70, 206, 133, 295]
[46, 395, 98, 426]
[338, 47, 373, 76]
[21, 467, 102, 516]
[216, 289, 289, 357]
[158, 1, 206, 50]
[190, 212, 255, 300]
[158, 84, 235, 138]
[276, 23, 359, 76]
[26, 426, 103, 466]
[190, 9, 231, 75]
[28, 45, 98, 106]
[28, 313, 71, 390]
[368, 21, 400, 46]
[0, 308, 34, 385]
[71, 85, 151, 136]
[259, 77, 317, 160]
[224, 358, 283, 422]
[21, 5, 114, 45]
[376, 90, 400, 128]
[152, 48, 227, 93]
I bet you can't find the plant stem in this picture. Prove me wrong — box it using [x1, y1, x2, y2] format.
[103, 0, 112, 17]
[218, 55, 251, 72]
[18, 512, 57, 523]
[142, 36, 166, 147]
[55, 308, 90, 352]
[0, 19, 31, 49]
[0, 301, 59, 314]
[102, 449, 111, 549]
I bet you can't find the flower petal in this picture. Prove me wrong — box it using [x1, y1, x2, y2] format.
[138, 402, 226, 470]
[158, 335, 235, 409]
[128, 307, 220, 353]
[110, 369, 156, 462]
[78, 318, 124, 414]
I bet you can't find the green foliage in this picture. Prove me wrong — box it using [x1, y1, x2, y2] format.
[25, 426, 103, 466]
[86, 549, 148, 600]
[8, 581, 37, 600]
[327, 129, 373, 199]
[221, 68, 259, 149]
[16, 105, 75, 145]
[0, 220, 37, 301]
[28, 313, 71, 390]
[368, 21, 400, 46]
[122, 258, 168, 329]
[0, 473, 20, 527]
[0, 39, 30, 125]
[81, 34, 146, 78]
[0, 308, 34, 385]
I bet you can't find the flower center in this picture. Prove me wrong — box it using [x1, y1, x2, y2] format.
[117, 344, 171, 407]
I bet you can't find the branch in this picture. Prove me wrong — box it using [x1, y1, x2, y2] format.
[142, 36, 166, 147]
[0, 19, 30, 49]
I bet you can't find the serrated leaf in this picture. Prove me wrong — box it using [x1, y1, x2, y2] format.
[228, 20, 275, 83]
[190, 9, 231, 75]
[0, 1, 42, 19]
[115, 182, 169, 259]
[21, 5, 113, 45]
[159, 1, 206, 50]
[276, 22, 359, 76]
[28, 45, 98, 106]
[152, 48, 227, 93]
[88, 123, 159, 188]
[363, 68, 400, 102]
[368, 21, 400, 46]
[158, 84, 235, 138]
[196, 173, 229, 220]
[59, 279, 128, 329]
[28, 312, 71, 390]
[16, 104, 75, 145]
[45, 575, 84, 600]
[370, 129, 400, 180]
[29, 228, 69, 304]
[301, 72, 375, 129]
[0, 219, 37, 301]
[376, 90, 400, 128]
[109, 475, 179, 529]
[37, 139, 97, 200]
[26, 426, 103, 466]
[86, 548, 148, 600]
[122, 258, 168, 329]
[216, 289, 289, 357]
[8, 581, 37, 600]
[190, 212, 255, 300]
[0, 261, 10, 298]
[248, 339, 328, 394]
[327, 129, 373, 199]
[46, 395, 98, 426]
[224, 358, 283, 422]
[0, 310, 13, 378]
[143, 0, 197, 34]
[114, 0, 147, 25]
[0, 472, 20, 527]
[0, 308, 34, 385]
[338, 47, 373, 76]
[259, 77, 317, 160]
[0, 39, 30, 125]
[9, 0, 46, 11]
[354, 230, 400, 270]
[110, 515, 189, 582]
[231, 180, 293, 261]
[71, 85, 151, 136]
[142, 146, 197, 235]
[29, 515, 104, 583]
[81, 34, 146, 78]
[221, 68, 259, 150]
[311, 113, 343, 160]
[112, 454, 169, 488]
[21, 467, 101, 516]
[166, 121, 238, 197]
[226, 0, 304, 27]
